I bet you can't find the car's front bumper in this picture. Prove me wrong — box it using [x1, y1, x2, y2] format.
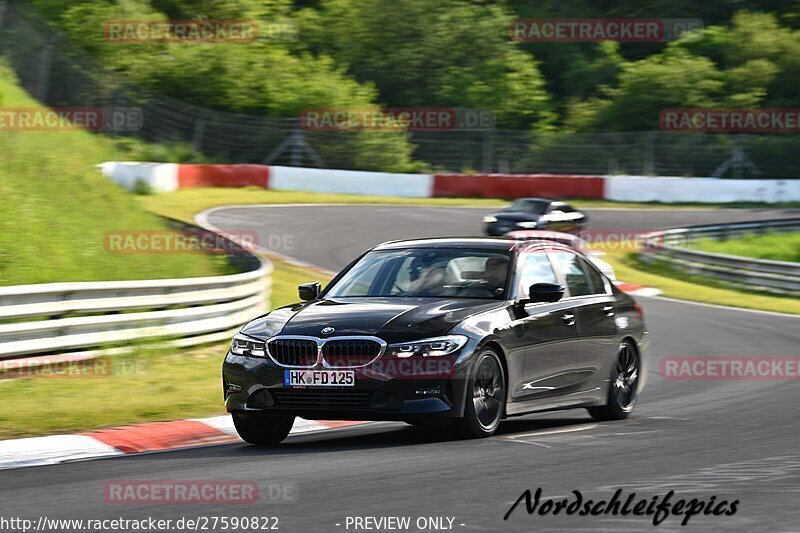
[485, 222, 516, 236]
[485, 220, 549, 235]
[222, 350, 473, 421]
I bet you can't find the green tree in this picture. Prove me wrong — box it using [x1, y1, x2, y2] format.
[300, 0, 553, 130]
[568, 49, 724, 131]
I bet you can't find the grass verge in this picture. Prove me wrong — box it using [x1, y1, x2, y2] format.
[0, 70, 228, 285]
[0, 346, 225, 439]
[689, 232, 800, 263]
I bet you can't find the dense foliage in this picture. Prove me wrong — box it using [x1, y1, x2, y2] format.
[16, 0, 800, 172]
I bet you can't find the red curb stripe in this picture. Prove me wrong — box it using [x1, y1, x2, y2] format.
[432, 174, 605, 199]
[615, 281, 656, 294]
[615, 282, 644, 292]
[84, 420, 236, 454]
[177, 164, 269, 189]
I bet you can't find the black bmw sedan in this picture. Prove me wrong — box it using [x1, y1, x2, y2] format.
[223, 237, 648, 444]
[483, 198, 588, 236]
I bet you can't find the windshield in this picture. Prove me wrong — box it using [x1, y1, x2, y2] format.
[508, 200, 548, 215]
[325, 249, 512, 299]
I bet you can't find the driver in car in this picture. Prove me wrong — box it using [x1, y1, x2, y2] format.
[408, 257, 451, 296]
[484, 256, 509, 297]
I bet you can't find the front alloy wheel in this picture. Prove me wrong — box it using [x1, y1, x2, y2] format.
[458, 348, 506, 438]
[588, 341, 639, 421]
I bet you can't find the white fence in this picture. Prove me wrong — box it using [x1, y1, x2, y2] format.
[605, 176, 800, 203]
[0, 256, 271, 361]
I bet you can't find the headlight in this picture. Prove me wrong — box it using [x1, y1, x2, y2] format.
[516, 221, 538, 229]
[230, 333, 266, 357]
[388, 335, 468, 358]
[482, 216, 497, 223]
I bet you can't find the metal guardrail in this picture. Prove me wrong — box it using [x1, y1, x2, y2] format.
[640, 218, 800, 296]
[0, 232, 271, 362]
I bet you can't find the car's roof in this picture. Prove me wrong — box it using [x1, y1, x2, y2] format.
[505, 230, 584, 244]
[373, 237, 516, 252]
[371, 236, 575, 253]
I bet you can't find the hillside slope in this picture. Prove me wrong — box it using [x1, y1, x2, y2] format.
[0, 69, 228, 285]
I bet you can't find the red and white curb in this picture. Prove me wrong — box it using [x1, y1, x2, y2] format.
[0, 416, 369, 470]
[614, 281, 662, 297]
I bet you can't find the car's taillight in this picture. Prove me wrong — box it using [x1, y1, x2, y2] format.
[633, 301, 644, 318]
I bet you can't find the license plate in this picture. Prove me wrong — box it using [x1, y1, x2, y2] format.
[283, 369, 355, 387]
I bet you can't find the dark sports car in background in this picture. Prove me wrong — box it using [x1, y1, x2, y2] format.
[483, 198, 588, 236]
[223, 237, 648, 444]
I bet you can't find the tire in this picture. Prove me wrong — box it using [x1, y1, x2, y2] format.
[456, 348, 506, 438]
[232, 413, 295, 445]
[588, 341, 639, 421]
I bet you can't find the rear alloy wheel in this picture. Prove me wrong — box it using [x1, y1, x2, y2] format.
[458, 348, 506, 438]
[232, 413, 295, 445]
[588, 341, 639, 421]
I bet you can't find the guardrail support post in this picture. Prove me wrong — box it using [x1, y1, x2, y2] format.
[482, 130, 494, 174]
[643, 131, 656, 176]
[36, 32, 61, 103]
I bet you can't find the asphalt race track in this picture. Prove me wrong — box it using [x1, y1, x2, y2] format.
[205, 204, 800, 272]
[3, 205, 800, 532]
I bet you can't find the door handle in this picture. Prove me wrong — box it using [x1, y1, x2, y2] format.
[561, 313, 576, 326]
[602, 305, 615, 317]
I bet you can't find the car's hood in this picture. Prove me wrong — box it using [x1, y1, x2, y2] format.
[240, 298, 506, 343]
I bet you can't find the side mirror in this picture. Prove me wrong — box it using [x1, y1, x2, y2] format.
[298, 282, 321, 301]
[528, 283, 564, 303]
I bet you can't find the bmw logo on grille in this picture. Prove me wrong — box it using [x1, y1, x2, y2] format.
[321, 326, 335, 335]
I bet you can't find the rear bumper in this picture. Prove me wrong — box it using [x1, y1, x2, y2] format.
[222, 350, 472, 420]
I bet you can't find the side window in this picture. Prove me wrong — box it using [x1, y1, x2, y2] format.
[550, 252, 592, 297]
[582, 258, 609, 295]
[517, 252, 558, 296]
